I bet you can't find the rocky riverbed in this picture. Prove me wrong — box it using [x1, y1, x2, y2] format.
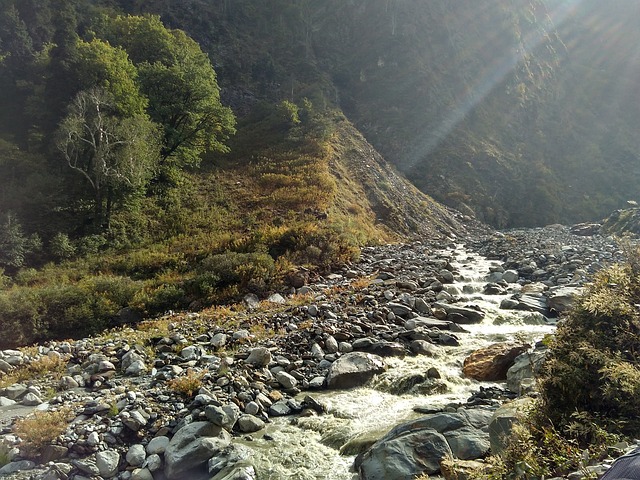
[0, 225, 629, 480]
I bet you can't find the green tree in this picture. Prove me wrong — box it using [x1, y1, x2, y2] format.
[73, 38, 147, 117]
[56, 88, 160, 229]
[96, 15, 236, 171]
[0, 212, 38, 269]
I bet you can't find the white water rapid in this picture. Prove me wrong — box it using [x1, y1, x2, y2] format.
[237, 246, 556, 479]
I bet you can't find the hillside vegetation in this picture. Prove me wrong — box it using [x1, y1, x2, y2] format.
[1, 0, 638, 346]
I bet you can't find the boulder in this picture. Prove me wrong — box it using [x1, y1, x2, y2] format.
[358, 427, 452, 478]
[462, 343, 530, 381]
[237, 414, 265, 433]
[245, 347, 272, 367]
[489, 398, 533, 455]
[547, 286, 583, 314]
[96, 450, 120, 478]
[506, 350, 547, 394]
[326, 352, 386, 389]
[433, 303, 485, 324]
[164, 421, 231, 480]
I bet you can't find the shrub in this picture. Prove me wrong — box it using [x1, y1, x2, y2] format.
[167, 368, 204, 398]
[13, 408, 70, 459]
[199, 251, 276, 291]
[539, 257, 640, 436]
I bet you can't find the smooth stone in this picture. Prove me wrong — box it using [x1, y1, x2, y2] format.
[96, 450, 120, 478]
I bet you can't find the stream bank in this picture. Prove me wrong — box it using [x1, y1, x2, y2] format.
[0, 226, 624, 479]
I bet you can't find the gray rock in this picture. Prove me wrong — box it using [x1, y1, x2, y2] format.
[146, 436, 170, 455]
[410, 340, 442, 357]
[326, 352, 386, 389]
[489, 398, 533, 455]
[21, 392, 42, 406]
[434, 303, 485, 324]
[3, 384, 27, 400]
[0, 359, 12, 373]
[96, 450, 120, 478]
[122, 351, 147, 376]
[325, 335, 339, 353]
[267, 293, 286, 304]
[269, 401, 292, 417]
[180, 345, 199, 361]
[208, 445, 252, 476]
[211, 333, 227, 349]
[547, 286, 583, 314]
[164, 421, 231, 480]
[506, 350, 547, 394]
[358, 428, 452, 478]
[205, 404, 239, 431]
[0, 396, 16, 406]
[131, 468, 154, 480]
[126, 444, 146, 467]
[502, 270, 519, 283]
[243, 293, 260, 310]
[72, 459, 100, 476]
[87, 431, 101, 447]
[443, 426, 490, 460]
[275, 371, 298, 389]
[245, 401, 260, 415]
[245, 347, 272, 367]
[210, 462, 257, 480]
[144, 454, 162, 472]
[0, 460, 36, 475]
[122, 410, 148, 431]
[59, 375, 79, 389]
[237, 414, 265, 433]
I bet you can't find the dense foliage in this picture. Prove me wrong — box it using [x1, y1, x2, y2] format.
[540, 247, 640, 436]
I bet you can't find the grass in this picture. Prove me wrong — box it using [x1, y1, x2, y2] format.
[0, 354, 68, 389]
[167, 368, 205, 398]
[13, 408, 71, 459]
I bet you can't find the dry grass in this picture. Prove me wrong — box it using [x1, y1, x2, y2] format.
[167, 368, 205, 398]
[13, 408, 71, 459]
[0, 354, 68, 389]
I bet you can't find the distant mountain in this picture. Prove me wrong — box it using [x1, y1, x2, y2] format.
[128, 0, 640, 227]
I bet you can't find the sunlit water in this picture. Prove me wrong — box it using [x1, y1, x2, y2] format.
[238, 246, 555, 479]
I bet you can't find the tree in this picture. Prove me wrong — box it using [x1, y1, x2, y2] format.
[0, 211, 28, 268]
[56, 88, 160, 229]
[96, 15, 236, 172]
[73, 38, 147, 117]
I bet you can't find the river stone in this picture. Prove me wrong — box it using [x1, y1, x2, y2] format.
[462, 343, 530, 381]
[146, 436, 170, 454]
[502, 270, 519, 283]
[405, 317, 450, 330]
[0, 396, 16, 406]
[96, 450, 120, 478]
[326, 352, 386, 389]
[210, 462, 257, 480]
[208, 445, 252, 476]
[410, 340, 442, 357]
[489, 398, 533, 455]
[205, 404, 239, 431]
[164, 421, 231, 480]
[506, 350, 547, 394]
[358, 428, 452, 478]
[434, 303, 485, 324]
[131, 468, 154, 480]
[245, 347, 272, 367]
[275, 371, 298, 389]
[325, 335, 339, 353]
[547, 286, 583, 314]
[443, 426, 490, 460]
[144, 454, 162, 472]
[237, 414, 265, 433]
[0, 460, 36, 475]
[126, 444, 146, 467]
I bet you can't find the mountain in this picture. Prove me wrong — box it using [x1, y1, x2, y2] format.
[129, 0, 640, 227]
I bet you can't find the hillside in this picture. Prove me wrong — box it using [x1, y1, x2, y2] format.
[126, 0, 640, 227]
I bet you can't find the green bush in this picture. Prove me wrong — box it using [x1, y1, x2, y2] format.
[539, 249, 640, 437]
[198, 251, 275, 292]
[50, 233, 76, 260]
